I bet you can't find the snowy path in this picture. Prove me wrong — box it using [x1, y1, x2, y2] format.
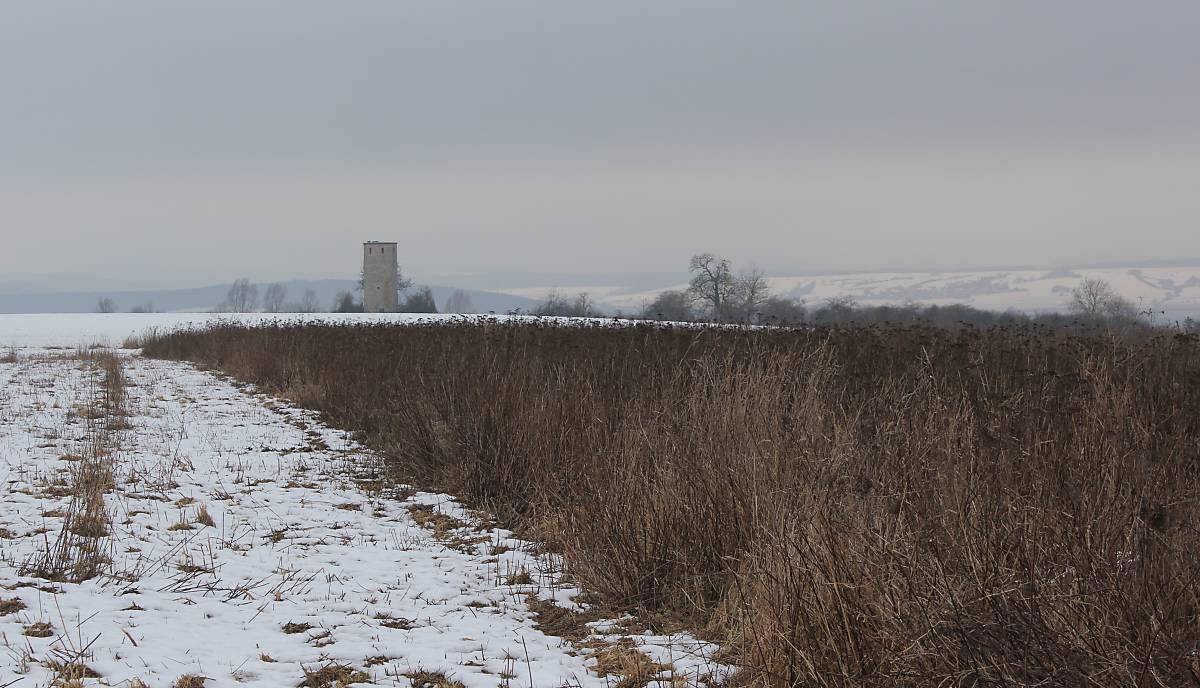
[0, 353, 722, 688]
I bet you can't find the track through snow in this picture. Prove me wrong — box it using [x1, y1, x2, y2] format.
[0, 353, 723, 688]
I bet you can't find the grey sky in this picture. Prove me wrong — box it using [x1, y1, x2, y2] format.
[2, 1, 1198, 286]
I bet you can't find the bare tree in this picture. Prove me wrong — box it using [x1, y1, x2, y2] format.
[533, 290, 595, 317]
[400, 285, 438, 313]
[533, 290, 570, 316]
[1070, 277, 1116, 317]
[332, 291, 363, 313]
[727, 268, 771, 322]
[221, 278, 259, 313]
[687, 253, 735, 320]
[640, 290, 693, 322]
[444, 289, 475, 314]
[96, 298, 117, 314]
[760, 295, 806, 325]
[573, 292, 595, 317]
[1069, 277, 1136, 320]
[811, 295, 859, 324]
[300, 289, 320, 313]
[1106, 295, 1138, 321]
[262, 283, 287, 313]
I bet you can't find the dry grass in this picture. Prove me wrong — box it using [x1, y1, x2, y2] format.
[173, 674, 206, 688]
[23, 351, 123, 583]
[525, 594, 604, 642]
[144, 321, 1200, 686]
[503, 569, 533, 586]
[299, 662, 370, 688]
[362, 655, 390, 668]
[406, 505, 467, 536]
[372, 612, 414, 630]
[403, 670, 465, 688]
[0, 597, 27, 615]
[23, 621, 55, 637]
[195, 504, 215, 527]
[406, 504, 488, 552]
[588, 639, 670, 688]
[45, 660, 101, 681]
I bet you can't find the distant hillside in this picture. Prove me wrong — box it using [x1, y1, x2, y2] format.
[0, 280, 540, 314]
[499, 264, 1200, 322]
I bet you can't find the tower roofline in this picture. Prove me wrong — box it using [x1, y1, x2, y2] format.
[363, 241, 397, 245]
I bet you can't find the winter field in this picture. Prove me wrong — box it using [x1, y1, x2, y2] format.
[0, 314, 487, 350]
[5, 315, 1200, 686]
[134, 320, 1200, 686]
[0, 318, 725, 688]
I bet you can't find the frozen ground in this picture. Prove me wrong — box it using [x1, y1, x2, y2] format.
[0, 347, 725, 688]
[0, 313, 644, 350]
[0, 314, 486, 349]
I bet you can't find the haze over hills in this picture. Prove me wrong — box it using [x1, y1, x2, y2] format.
[5, 260, 1200, 322]
[0, 272, 156, 295]
[487, 260, 1200, 322]
[0, 278, 540, 315]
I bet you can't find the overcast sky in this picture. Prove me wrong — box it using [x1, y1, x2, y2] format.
[2, 1, 1199, 287]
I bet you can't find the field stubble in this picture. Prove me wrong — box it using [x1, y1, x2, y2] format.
[143, 321, 1200, 687]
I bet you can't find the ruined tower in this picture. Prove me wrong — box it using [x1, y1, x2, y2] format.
[362, 241, 399, 313]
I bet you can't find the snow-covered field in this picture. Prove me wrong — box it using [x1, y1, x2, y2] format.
[0, 313, 643, 350]
[0, 314, 483, 349]
[0, 338, 724, 686]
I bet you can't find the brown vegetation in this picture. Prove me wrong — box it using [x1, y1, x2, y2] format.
[300, 663, 370, 688]
[23, 351, 122, 582]
[23, 621, 55, 637]
[173, 674, 207, 688]
[403, 670, 465, 688]
[0, 597, 27, 615]
[143, 321, 1200, 686]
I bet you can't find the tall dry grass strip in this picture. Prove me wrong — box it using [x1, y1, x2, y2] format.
[143, 321, 1200, 686]
[24, 352, 122, 582]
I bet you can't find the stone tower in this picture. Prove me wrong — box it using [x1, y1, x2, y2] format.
[362, 241, 399, 313]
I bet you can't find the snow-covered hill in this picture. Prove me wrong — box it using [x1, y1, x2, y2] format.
[509, 265, 1200, 320]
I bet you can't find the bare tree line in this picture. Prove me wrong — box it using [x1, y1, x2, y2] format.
[630, 253, 806, 324]
[96, 280, 321, 314]
[90, 261, 1199, 332]
[213, 280, 325, 313]
[217, 279, 321, 313]
[95, 297, 158, 314]
[93, 277, 478, 316]
[630, 254, 1191, 331]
